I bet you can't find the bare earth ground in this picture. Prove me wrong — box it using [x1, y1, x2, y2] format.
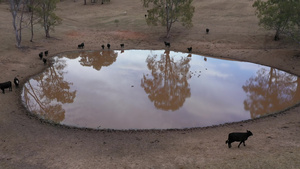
[0, 0, 300, 168]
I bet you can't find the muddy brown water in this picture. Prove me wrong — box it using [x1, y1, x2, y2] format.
[21, 50, 300, 130]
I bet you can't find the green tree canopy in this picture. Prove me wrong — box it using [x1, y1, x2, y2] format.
[253, 0, 300, 42]
[142, 0, 195, 38]
[35, 0, 62, 38]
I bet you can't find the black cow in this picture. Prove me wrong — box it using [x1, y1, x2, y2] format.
[78, 43, 84, 49]
[226, 130, 253, 148]
[120, 44, 124, 48]
[39, 52, 43, 60]
[164, 41, 170, 47]
[101, 45, 105, 49]
[14, 77, 19, 88]
[44, 50, 49, 56]
[43, 58, 47, 65]
[206, 28, 209, 34]
[187, 47, 192, 53]
[107, 43, 111, 49]
[0, 81, 12, 94]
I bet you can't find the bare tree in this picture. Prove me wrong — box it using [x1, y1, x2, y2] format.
[9, 0, 27, 47]
[28, 0, 40, 42]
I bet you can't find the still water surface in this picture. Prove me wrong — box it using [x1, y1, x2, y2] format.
[22, 50, 300, 129]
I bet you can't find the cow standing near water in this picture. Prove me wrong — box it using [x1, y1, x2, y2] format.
[14, 77, 19, 88]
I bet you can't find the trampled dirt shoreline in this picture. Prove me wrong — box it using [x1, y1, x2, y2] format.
[1, 0, 300, 168]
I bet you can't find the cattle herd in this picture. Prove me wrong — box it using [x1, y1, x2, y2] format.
[1, 28, 212, 94]
[0, 78, 18, 94]
[1, 50, 49, 94]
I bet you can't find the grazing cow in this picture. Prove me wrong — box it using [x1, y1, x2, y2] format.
[206, 28, 209, 34]
[44, 50, 49, 56]
[120, 44, 124, 48]
[107, 43, 111, 49]
[39, 52, 43, 59]
[187, 47, 192, 53]
[0, 81, 12, 94]
[145, 14, 147, 18]
[14, 77, 19, 88]
[78, 43, 84, 49]
[226, 130, 253, 148]
[43, 58, 47, 65]
[164, 41, 170, 47]
[101, 45, 105, 49]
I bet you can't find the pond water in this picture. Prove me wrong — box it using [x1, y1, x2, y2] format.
[22, 50, 300, 130]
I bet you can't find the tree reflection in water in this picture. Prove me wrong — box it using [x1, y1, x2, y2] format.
[23, 59, 76, 123]
[22, 50, 300, 129]
[22, 50, 119, 125]
[141, 50, 191, 111]
[243, 68, 300, 118]
[78, 50, 118, 71]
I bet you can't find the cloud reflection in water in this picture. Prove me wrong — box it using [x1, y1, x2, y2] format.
[22, 50, 300, 129]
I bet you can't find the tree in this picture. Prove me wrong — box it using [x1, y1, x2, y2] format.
[27, 0, 40, 42]
[35, 0, 62, 38]
[9, 0, 27, 47]
[142, 0, 195, 38]
[253, 0, 300, 41]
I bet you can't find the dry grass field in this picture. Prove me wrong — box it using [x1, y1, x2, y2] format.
[0, 0, 300, 168]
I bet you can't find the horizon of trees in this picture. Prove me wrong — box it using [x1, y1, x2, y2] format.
[4, 0, 300, 48]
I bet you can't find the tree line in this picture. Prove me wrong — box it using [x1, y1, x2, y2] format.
[4, 0, 300, 48]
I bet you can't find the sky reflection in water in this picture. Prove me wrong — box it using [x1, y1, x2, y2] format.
[22, 50, 300, 129]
